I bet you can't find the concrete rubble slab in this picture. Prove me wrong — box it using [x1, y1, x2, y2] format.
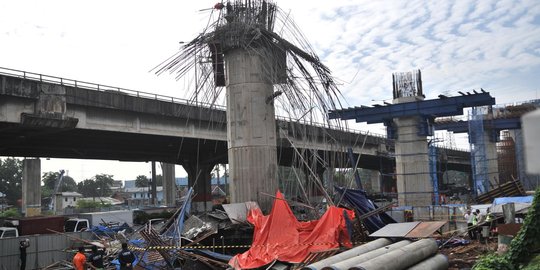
[222, 201, 260, 224]
[369, 221, 447, 238]
[405, 221, 447, 238]
[369, 222, 419, 238]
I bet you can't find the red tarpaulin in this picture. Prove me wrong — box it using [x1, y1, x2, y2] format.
[229, 191, 354, 269]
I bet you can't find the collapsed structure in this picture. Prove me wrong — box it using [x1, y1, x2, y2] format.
[155, 0, 344, 211]
[2, 0, 540, 269]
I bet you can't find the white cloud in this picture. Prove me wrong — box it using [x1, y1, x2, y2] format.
[1, 0, 539, 178]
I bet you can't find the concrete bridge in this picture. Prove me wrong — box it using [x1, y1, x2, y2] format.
[0, 68, 471, 211]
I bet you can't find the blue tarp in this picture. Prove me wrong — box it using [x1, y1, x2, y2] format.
[493, 196, 533, 205]
[91, 222, 132, 237]
[335, 187, 396, 233]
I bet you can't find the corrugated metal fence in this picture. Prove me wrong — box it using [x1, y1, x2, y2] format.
[0, 232, 92, 270]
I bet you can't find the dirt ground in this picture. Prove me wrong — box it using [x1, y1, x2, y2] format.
[440, 239, 499, 269]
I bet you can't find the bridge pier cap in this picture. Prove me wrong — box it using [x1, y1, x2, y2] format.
[328, 70, 496, 207]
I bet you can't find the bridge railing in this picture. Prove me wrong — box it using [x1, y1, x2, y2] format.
[0, 66, 226, 110]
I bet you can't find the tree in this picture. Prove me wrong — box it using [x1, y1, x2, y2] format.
[42, 171, 77, 192]
[155, 175, 163, 186]
[0, 158, 23, 205]
[333, 171, 349, 187]
[77, 174, 115, 198]
[135, 175, 163, 187]
[94, 174, 114, 197]
[135, 175, 149, 187]
[77, 179, 99, 197]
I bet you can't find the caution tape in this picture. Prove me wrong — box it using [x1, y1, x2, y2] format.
[129, 242, 357, 251]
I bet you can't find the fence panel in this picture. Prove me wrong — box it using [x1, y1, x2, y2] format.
[0, 232, 92, 270]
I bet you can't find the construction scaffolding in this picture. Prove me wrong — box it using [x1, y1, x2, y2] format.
[428, 139, 439, 205]
[468, 106, 490, 195]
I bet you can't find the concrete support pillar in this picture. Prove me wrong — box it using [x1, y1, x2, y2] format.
[162, 163, 176, 206]
[369, 170, 382, 193]
[225, 48, 278, 211]
[22, 159, 41, 217]
[393, 97, 432, 206]
[151, 161, 157, 205]
[326, 159, 335, 195]
[183, 162, 214, 212]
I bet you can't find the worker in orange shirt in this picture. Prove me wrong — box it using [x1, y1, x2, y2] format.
[72, 246, 87, 270]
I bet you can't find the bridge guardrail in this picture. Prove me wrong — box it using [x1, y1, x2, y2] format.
[0, 66, 226, 110]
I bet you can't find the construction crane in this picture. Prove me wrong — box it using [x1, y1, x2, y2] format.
[49, 170, 65, 211]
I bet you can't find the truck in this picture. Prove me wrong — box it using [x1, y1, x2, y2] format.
[0, 227, 18, 238]
[65, 210, 133, 232]
[3, 216, 65, 236]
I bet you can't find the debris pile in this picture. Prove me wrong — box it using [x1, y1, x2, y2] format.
[440, 241, 497, 269]
[230, 191, 354, 269]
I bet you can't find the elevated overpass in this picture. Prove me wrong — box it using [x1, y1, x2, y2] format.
[0, 67, 471, 209]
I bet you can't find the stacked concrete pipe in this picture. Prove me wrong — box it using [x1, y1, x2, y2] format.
[406, 253, 448, 270]
[321, 240, 412, 270]
[349, 239, 439, 270]
[301, 238, 392, 270]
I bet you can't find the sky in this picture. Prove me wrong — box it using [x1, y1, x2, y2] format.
[1, 0, 539, 182]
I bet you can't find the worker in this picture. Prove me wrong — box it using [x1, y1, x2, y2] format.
[118, 242, 136, 270]
[471, 211, 479, 240]
[485, 209, 493, 222]
[485, 209, 495, 234]
[87, 245, 105, 270]
[19, 238, 29, 270]
[476, 209, 484, 224]
[72, 246, 87, 270]
[464, 209, 475, 239]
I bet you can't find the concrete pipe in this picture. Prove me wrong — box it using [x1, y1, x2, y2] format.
[322, 240, 411, 270]
[349, 239, 438, 270]
[406, 254, 449, 270]
[302, 238, 392, 270]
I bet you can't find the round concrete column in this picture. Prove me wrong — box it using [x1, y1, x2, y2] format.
[225, 48, 278, 211]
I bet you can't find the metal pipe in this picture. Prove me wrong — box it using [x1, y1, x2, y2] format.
[322, 240, 411, 270]
[349, 239, 438, 270]
[406, 254, 448, 270]
[301, 238, 392, 270]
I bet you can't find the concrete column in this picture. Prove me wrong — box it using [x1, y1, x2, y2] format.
[183, 163, 214, 212]
[225, 48, 278, 211]
[393, 97, 432, 206]
[369, 170, 382, 193]
[162, 163, 176, 206]
[326, 161, 335, 195]
[22, 159, 41, 217]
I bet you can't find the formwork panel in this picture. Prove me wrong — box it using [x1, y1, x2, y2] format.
[413, 206, 432, 221]
[433, 206, 450, 232]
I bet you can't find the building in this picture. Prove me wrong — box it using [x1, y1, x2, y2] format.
[124, 187, 164, 206]
[53, 192, 83, 214]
